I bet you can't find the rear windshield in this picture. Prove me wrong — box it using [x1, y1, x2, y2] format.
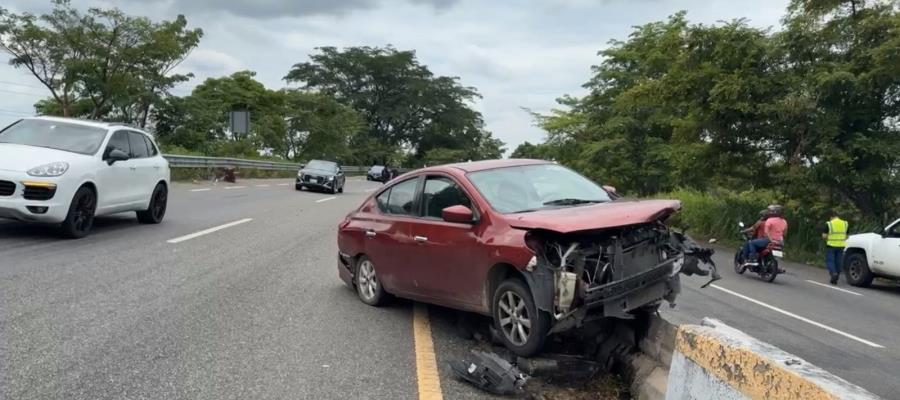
[0, 119, 107, 155]
[370, 166, 384, 173]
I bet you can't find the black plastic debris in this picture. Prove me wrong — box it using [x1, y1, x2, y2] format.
[449, 350, 529, 395]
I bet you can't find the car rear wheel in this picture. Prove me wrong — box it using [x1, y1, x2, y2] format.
[356, 256, 386, 306]
[60, 186, 96, 239]
[845, 253, 874, 287]
[492, 279, 549, 357]
[137, 183, 167, 224]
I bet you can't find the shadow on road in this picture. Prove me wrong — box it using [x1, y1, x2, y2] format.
[0, 215, 141, 241]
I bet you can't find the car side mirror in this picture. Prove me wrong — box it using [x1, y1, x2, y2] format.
[106, 148, 130, 165]
[602, 185, 619, 198]
[442, 205, 475, 224]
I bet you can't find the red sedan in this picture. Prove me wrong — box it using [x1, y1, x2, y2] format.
[337, 159, 715, 356]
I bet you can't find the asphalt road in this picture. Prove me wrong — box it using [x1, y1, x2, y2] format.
[2, 178, 897, 399]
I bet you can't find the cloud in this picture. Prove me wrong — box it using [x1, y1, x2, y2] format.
[0, 0, 790, 151]
[136, 0, 459, 19]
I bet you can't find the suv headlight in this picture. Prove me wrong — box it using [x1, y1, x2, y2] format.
[327, 176, 334, 181]
[27, 162, 69, 177]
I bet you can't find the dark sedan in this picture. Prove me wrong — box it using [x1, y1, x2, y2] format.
[296, 160, 345, 194]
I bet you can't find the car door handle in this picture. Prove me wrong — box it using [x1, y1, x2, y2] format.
[365, 230, 376, 238]
[414, 235, 428, 243]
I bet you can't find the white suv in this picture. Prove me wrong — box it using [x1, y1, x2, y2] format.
[844, 218, 900, 286]
[0, 117, 170, 238]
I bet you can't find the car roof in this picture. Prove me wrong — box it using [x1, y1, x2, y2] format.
[23, 116, 138, 131]
[432, 158, 552, 173]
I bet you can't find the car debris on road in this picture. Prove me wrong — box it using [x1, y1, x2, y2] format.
[449, 350, 530, 395]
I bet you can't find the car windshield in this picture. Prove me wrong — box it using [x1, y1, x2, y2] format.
[0, 119, 107, 155]
[468, 163, 612, 214]
[306, 160, 337, 172]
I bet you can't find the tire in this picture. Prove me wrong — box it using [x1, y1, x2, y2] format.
[492, 278, 550, 357]
[295, 184, 303, 191]
[845, 253, 874, 287]
[759, 256, 778, 283]
[137, 183, 167, 224]
[367, 176, 372, 181]
[60, 186, 96, 239]
[356, 256, 387, 306]
[338, 181, 344, 193]
[330, 184, 337, 194]
[733, 250, 745, 275]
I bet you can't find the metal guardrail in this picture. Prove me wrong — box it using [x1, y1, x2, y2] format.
[162, 154, 368, 173]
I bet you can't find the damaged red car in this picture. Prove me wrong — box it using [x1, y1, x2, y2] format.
[337, 159, 716, 356]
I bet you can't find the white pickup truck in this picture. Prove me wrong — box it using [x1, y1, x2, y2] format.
[844, 218, 900, 287]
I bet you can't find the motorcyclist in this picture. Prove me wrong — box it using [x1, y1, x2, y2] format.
[743, 209, 771, 239]
[741, 205, 788, 267]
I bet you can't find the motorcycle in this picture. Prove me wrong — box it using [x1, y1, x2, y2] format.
[733, 221, 783, 282]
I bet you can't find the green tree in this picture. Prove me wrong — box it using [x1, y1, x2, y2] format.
[0, 0, 201, 124]
[285, 46, 503, 166]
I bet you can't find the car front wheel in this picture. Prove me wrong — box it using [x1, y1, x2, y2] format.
[356, 256, 386, 306]
[492, 279, 550, 357]
[845, 253, 874, 287]
[61, 186, 96, 238]
[137, 183, 167, 224]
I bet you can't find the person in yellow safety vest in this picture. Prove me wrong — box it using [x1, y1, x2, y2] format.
[822, 211, 849, 285]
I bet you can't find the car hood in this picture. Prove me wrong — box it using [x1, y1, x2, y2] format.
[0, 143, 91, 172]
[502, 199, 682, 234]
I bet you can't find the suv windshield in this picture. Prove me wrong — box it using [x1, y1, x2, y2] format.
[306, 160, 337, 172]
[468, 163, 612, 213]
[0, 119, 107, 155]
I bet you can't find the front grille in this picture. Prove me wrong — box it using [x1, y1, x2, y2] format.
[304, 175, 323, 183]
[0, 180, 14, 196]
[24, 186, 56, 201]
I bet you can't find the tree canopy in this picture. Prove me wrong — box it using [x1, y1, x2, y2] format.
[517, 0, 900, 221]
[285, 46, 504, 165]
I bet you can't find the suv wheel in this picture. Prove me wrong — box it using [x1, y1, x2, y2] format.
[356, 256, 386, 306]
[137, 183, 167, 224]
[845, 253, 874, 287]
[492, 279, 550, 357]
[61, 186, 96, 238]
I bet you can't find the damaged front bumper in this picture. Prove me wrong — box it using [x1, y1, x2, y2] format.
[522, 224, 718, 334]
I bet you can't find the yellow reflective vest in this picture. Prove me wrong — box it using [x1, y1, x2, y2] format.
[826, 218, 848, 248]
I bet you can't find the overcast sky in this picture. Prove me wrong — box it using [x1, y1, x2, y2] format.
[0, 0, 789, 153]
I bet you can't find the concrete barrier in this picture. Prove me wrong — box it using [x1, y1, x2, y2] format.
[665, 318, 880, 400]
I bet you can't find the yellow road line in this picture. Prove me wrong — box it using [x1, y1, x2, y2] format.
[413, 303, 444, 400]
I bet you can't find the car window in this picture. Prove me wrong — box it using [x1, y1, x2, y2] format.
[143, 135, 158, 156]
[422, 176, 472, 219]
[889, 222, 900, 238]
[128, 132, 149, 158]
[0, 119, 107, 155]
[376, 189, 391, 213]
[306, 160, 337, 172]
[106, 131, 130, 157]
[385, 178, 418, 216]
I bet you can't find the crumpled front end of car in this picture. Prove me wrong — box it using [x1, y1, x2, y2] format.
[520, 222, 718, 334]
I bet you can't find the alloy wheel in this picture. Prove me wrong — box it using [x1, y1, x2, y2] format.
[357, 260, 378, 301]
[73, 191, 96, 233]
[152, 188, 167, 220]
[497, 291, 531, 346]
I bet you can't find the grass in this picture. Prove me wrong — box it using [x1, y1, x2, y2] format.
[170, 167, 296, 182]
[657, 189, 884, 267]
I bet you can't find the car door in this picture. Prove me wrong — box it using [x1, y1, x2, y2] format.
[872, 220, 900, 276]
[142, 134, 167, 183]
[364, 177, 421, 296]
[127, 131, 155, 205]
[96, 130, 135, 211]
[405, 174, 486, 309]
